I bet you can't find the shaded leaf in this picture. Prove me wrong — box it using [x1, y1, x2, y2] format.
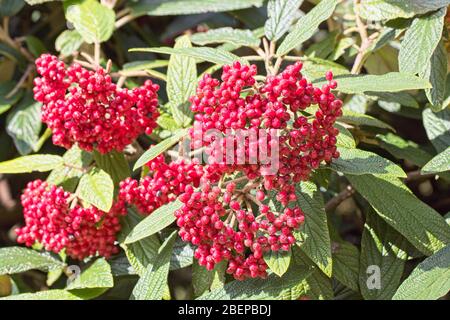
[348, 174, 450, 255]
[125, 200, 182, 244]
[277, 0, 338, 56]
[393, 244, 450, 300]
[131, 231, 177, 300]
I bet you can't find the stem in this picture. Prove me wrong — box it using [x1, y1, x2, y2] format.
[0, 19, 34, 62]
[325, 185, 355, 212]
[5, 64, 34, 99]
[272, 56, 283, 75]
[269, 40, 276, 57]
[283, 56, 305, 61]
[3, 16, 9, 36]
[115, 14, 137, 29]
[405, 170, 436, 183]
[34, 128, 52, 152]
[116, 7, 132, 19]
[74, 59, 96, 70]
[94, 42, 101, 68]
[80, 52, 95, 65]
[0, 175, 17, 211]
[245, 193, 264, 207]
[351, 0, 374, 74]
[117, 75, 126, 88]
[222, 176, 249, 186]
[241, 55, 265, 61]
[101, 0, 117, 9]
[106, 59, 112, 73]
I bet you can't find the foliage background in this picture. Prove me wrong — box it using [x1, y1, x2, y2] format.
[0, 0, 449, 300]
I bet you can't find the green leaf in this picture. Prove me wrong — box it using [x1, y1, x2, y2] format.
[393, 244, 450, 300]
[423, 41, 448, 110]
[66, 258, 113, 290]
[263, 249, 291, 277]
[133, 128, 188, 170]
[55, 30, 84, 56]
[0, 247, 65, 275]
[344, 94, 370, 114]
[314, 73, 431, 94]
[293, 248, 334, 300]
[122, 60, 169, 72]
[157, 112, 181, 131]
[130, 46, 246, 66]
[167, 36, 196, 127]
[131, 231, 177, 300]
[302, 58, 350, 81]
[347, 174, 450, 256]
[332, 240, 360, 292]
[0, 81, 23, 115]
[192, 260, 226, 297]
[198, 263, 314, 300]
[0, 154, 63, 174]
[191, 27, 260, 47]
[276, 0, 338, 56]
[264, 0, 303, 41]
[339, 109, 394, 130]
[335, 123, 356, 149]
[305, 31, 339, 59]
[295, 182, 332, 277]
[359, 211, 408, 300]
[6, 96, 42, 155]
[399, 8, 446, 75]
[125, 200, 182, 244]
[65, 0, 115, 44]
[422, 108, 450, 153]
[124, 237, 159, 277]
[0, 0, 25, 17]
[170, 237, 194, 270]
[25, 36, 46, 57]
[78, 168, 114, 212]
[330, 147, 406, 178]
[131, 0, 264, 16]
[422, 147, 450, 174]
[367, 91, 419, 109]
[93, 150, 130, 185]
[329, 37, 354, 61]
[119, 208, 160, 276]
[359, 0, 450, 21]
[376, 133, 432, 167]
[47, 146, 93, 192]
[1, 289, 83, 300]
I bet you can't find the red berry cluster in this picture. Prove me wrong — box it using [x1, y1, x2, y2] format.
[171, 62, 342, 280]
[189, 62, 342, 205]
[33, 54, 160, 154]
[175, 183, 304, 280]
[16, 180, 126, 260]
[118, 155, 204, 215]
